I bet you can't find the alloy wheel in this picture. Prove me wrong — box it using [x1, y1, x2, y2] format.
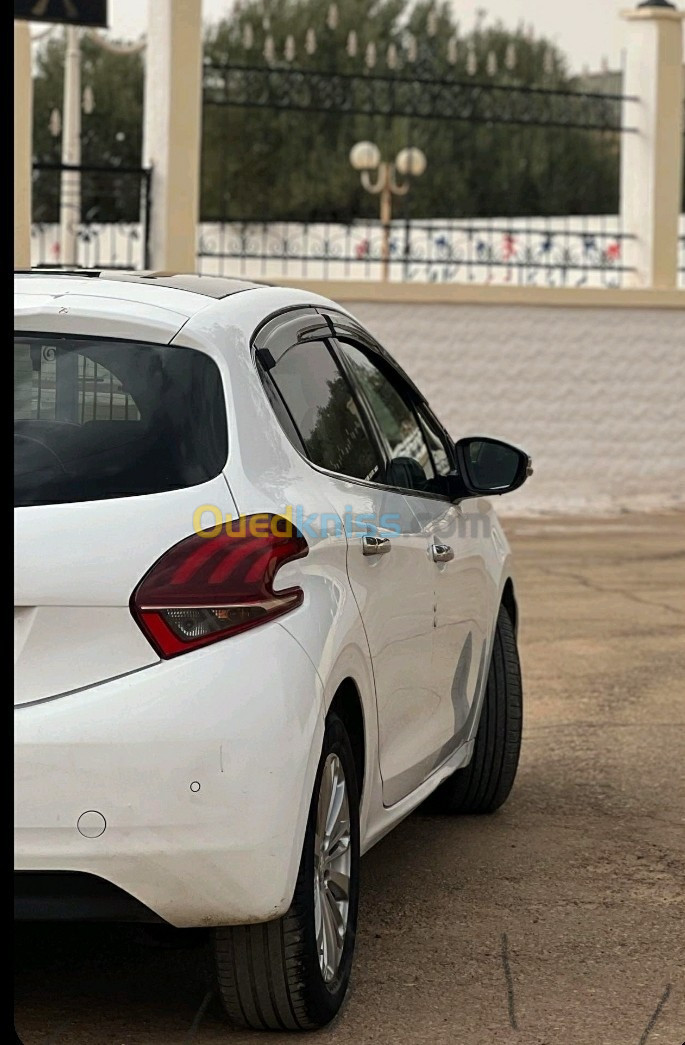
[313, 752, 351, 982]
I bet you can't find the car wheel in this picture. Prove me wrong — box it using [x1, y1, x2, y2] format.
[434, 604, 522, 814]
[213, 712, 361, 1031]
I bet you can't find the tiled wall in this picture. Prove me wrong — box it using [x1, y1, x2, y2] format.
[346, 303, 685, 515]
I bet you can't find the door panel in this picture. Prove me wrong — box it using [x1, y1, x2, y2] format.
[262, 332, 441, 807]
[335, 479, 440, 806]
[413, 404, 492, 755]
[334, 338, 492, 792]
[260, 321, 489, 809]
[408, 496, 491, 764]
[332, 339, 454, 804]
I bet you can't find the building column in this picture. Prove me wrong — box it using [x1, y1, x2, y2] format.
[14, 21, 32, 269]
[60, 26, 82, 267]
[143, 0, 203, 272]
[620, 1, 684, 289]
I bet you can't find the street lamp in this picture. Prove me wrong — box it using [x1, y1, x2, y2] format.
[350, 141, 427, 280]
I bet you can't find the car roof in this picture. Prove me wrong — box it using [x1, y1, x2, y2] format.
[15, 270, 267, 300]
[13, 270, 344, 346]
[14, 270, 273, 340]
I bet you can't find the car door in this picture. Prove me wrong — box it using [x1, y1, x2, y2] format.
[412, 403, 492, 753]
[262, 329, 439, 807]
[332, 335, 492, 801]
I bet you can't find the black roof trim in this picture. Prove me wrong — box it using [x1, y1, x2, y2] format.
[15, 269, 271, 300]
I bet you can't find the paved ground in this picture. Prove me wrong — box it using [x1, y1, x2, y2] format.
[15, 514, 685, 1045]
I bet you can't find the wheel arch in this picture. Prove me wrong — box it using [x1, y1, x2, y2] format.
[500, 576, 518, 637]
[327, 677, 366, 801]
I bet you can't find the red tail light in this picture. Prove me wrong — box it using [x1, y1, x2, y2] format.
[131, 514, 308, 658]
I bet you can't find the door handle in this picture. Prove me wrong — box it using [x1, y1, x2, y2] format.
[431, 543, 454, 563]
[362, 535, 392, 557]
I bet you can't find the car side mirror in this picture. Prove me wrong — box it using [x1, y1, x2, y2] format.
[453, 437, 532, 497]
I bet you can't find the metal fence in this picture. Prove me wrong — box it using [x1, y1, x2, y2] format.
[205, 64, 629, 130]
[198, 62, 636, 286]
[31, 162, 151, 270]
[198, 217, 634, 287]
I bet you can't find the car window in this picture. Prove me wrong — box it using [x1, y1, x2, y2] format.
[267, 340, 381, 482]
[14, 342, 142, 423]
[260, 369, 307, 455]
[14, 336, 227, 507]
[417, 405, 453, 477]
[336, 341, 436, 494]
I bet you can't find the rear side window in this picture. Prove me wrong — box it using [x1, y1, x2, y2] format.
[267, 340, 381, 482]
[14, 336, 227, 507]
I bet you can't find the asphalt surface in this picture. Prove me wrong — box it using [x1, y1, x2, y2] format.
[15, 513, 685, 1045]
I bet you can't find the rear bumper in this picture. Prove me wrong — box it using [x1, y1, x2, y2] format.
[15, 871, 164, 922]
[14, 622, 324, 928]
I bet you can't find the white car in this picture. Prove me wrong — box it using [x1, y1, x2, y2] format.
[14, 271, 531, 1031]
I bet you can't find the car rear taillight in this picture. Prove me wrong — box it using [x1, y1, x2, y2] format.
[131, 514, 308, 658]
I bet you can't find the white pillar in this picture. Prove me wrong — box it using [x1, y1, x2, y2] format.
[620, 2, 685, 289]
[143, 0, 203, 271]
[14, 21, 32, 269]
[60, 26, 82, 267]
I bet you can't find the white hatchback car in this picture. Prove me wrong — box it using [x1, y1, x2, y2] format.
[14, 271, 531, 1031]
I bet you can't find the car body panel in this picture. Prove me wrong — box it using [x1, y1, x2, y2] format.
[14, 278, 200, 344]
[14, 621, 325, 927]
[14, 606, 158, 707]
[14, 476, 237, 609]
[14, 475, 238, 704]
[332, 478, 440, 806]
[14, 273, 519, 926]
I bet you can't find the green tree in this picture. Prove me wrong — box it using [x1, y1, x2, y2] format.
[31, 3, 620, 224]
[32, 32, 144, 222]
[202, 0, 619, 221]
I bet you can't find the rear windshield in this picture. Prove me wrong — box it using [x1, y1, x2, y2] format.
[14, 336, 228, 507]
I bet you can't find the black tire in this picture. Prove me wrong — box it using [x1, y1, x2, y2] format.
[213, 713, 361, 1031]
[433, 604, 523, 814]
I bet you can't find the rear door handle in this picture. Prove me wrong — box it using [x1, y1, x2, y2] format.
[362, 535, 392, 557]
[431, 543, 454, 563]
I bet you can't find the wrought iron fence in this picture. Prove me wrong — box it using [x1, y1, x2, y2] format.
[198, 217, 633, 287]
[198, 61, 636, 285]
[31, 162, 151, 270]
[204, 64, 630, 131]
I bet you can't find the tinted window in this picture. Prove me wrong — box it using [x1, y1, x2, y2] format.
[337, 342, 435, 493]
[14, 336, 227, 507]
[417, 405, 453, 477]
[268, 340, 380, 481]
[261, 369, 306, 455]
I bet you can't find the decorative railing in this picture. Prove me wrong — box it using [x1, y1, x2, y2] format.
[204, 64, 633, 132]
[197, 217, 634, 287]
[199, 60, 636, 286]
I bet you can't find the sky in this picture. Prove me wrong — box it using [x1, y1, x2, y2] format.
[99, 0, 637, 74]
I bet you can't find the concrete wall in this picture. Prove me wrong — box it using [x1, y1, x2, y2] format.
[343, 302, 685, 515]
